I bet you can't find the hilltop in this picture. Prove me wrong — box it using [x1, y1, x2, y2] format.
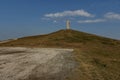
[0, 29, 120, 48]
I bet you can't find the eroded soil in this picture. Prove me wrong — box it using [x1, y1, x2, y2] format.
[0, 47, 75, 80]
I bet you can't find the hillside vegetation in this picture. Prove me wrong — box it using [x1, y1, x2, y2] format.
[0, 29, 120, 48]
[0, 29, 120, 80]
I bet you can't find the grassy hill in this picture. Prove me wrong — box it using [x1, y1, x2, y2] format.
[0, 29, 120, 80]
[0, 29, 120, 48]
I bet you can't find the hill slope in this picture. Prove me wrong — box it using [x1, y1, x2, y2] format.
[0, 29, 120, 80]
[0, 29, 120, 48]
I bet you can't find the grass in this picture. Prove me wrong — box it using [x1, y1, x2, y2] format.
[0, 29, 119, 48]
[65, 46, 120, 80]
[0, 29, 120, 80]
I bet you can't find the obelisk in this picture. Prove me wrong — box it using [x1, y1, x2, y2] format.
[66, 20, 70, 30]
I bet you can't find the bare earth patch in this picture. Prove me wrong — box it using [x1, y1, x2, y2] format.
[0, 47, 75, 80]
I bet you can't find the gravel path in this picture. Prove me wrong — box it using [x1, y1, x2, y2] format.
[0, 47, 75, 80]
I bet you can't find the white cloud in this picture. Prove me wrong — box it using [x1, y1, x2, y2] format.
[78, 19, 106, 23]
[104, 12, 120, 20]
[53, 20, 57, 23]
[41, 17, 50, 20]
[45, 10, 94, 18]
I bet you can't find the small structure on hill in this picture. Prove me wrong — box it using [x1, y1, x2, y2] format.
[66, 20, 70, 30]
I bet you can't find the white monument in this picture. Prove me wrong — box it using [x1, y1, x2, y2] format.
[66, 20, 70, 30]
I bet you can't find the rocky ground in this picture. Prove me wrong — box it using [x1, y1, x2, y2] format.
[0, 47, 75, 80]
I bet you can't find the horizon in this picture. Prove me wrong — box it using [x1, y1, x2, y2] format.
[0, 0, 120, 40]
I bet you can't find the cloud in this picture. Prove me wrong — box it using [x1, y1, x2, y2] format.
[104, 12, 120, 20]
[78, 19, 106, 23]
[41, 17, 50, 20]
[44, 10, 94, 18]
[53, 20, 57, 23]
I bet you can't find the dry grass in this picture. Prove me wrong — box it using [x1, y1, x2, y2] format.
[0, 29, 119, 48]
[0, 29, 120, 80]
[66, 45, 120, 80]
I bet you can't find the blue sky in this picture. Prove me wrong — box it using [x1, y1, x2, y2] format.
[0, 0, 120, 40]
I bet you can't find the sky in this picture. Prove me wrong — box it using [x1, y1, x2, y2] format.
[0, 0, 120, 40]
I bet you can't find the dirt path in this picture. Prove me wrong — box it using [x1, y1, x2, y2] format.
[0, 47, 75, 80]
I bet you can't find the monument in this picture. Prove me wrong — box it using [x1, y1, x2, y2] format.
[66, 20, 70, 30]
